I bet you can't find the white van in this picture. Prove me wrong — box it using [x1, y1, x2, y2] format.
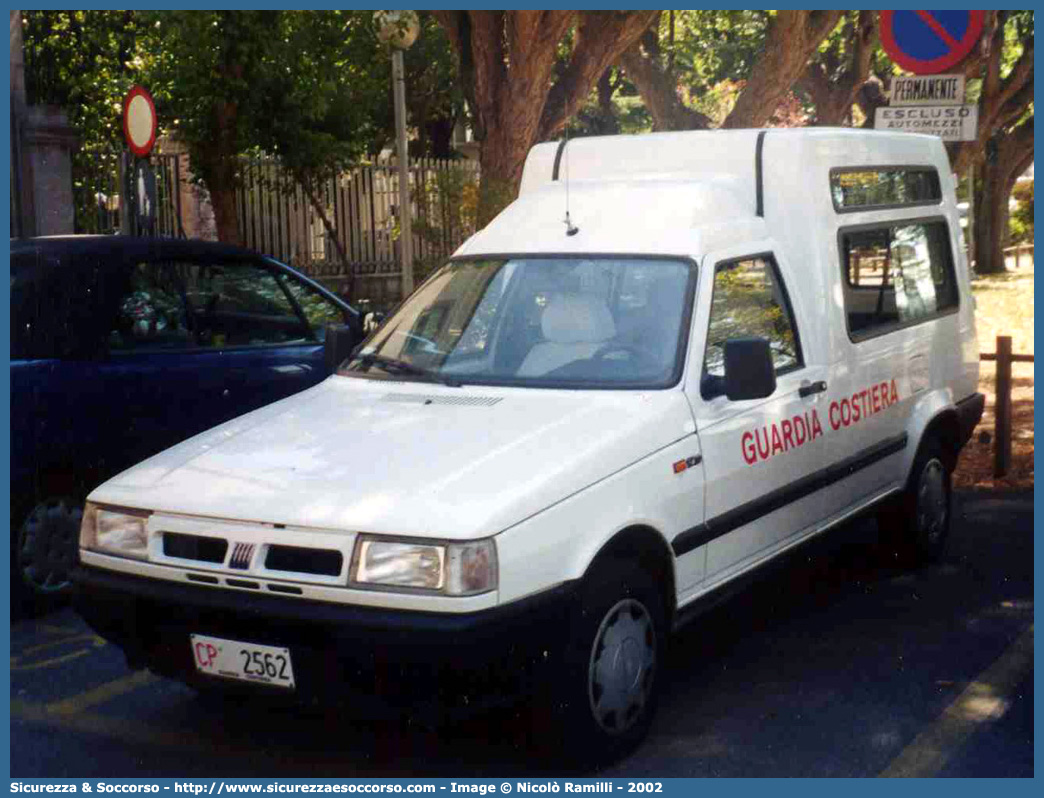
[75, 129, 983, 757]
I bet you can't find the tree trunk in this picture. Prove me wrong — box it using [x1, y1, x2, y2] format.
[855, 77, 888, 128]
[618, 25, 712, 131]
[591, 69, 621, 135]
[722, 11, 842, 128]
[973, 160, 999, 274]
[197, 95, 242, 244]
[435, 10, 657, 225]
[949, 11, 1033, 175]
[209, 184, 240, 245]
[197, 146, 240, 245]
[476, 136, 526, 227]
[972, 117, 1034, 275]
[796, 11, 875, 126]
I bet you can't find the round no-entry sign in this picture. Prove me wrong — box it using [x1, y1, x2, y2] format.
[880, 10, 985, 74]
[123, 85, 158, 157]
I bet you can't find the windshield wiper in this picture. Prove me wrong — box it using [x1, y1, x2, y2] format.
[352, 353, 461, 387]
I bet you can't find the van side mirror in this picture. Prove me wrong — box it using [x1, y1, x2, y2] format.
[724, 337, 776, 401]
[324, 323, 361, 372]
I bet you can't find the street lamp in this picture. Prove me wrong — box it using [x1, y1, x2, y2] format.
[375, 10, 420, 300]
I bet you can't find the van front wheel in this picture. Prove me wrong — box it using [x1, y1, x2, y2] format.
[555, 560, 665, 761]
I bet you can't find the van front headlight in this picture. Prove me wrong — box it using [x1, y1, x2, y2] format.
[80, 503, 150, 561]
[349, 535, 497, 596]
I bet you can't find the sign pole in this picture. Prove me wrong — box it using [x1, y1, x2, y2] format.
[375, 11, 420, 302]
[120, 151, 133, 236]
[392, 48, 414, 300]
[121, 85, 158, 238]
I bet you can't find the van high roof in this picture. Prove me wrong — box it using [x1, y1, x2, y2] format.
[457, 128, 952, 258]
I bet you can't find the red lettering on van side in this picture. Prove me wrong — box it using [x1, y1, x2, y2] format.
[781, 419, 794, 450]
[872, 385, 881, 413]
[810, 409, 823, 439]
[851, 393, 862, 423]
[829, 401, 840, 431]
[770, 424, 784, 456]
[890, 379, 899, 405]
[755, 428, 770, 460]
[795, 415, 807, 445]
[741, 431, 757, 465]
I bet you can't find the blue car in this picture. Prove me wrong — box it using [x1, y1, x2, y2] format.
[10, 236, 362, 608]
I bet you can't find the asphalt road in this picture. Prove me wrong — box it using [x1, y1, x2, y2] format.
[10, 490, 1033, 777]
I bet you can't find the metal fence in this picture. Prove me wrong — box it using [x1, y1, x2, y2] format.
[71, 150, 184, 237]
[235, 156, 480, 305]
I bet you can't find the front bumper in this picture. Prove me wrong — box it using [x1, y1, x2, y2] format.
[73, 565, 578, 717]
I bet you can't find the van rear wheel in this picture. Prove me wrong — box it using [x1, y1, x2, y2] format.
[885, 437, 952, 564]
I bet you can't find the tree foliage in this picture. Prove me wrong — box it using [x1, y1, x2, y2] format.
[796, 11, 877, 126]
[1009, 179, 1033, 244]
[22, 10, 465, 252]
[619, 11, 840, 132]
[21, 11, 141, 155]
[138, 11, 388, 244]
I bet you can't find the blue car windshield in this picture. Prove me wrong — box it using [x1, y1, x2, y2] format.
[342, 256, 696, 389]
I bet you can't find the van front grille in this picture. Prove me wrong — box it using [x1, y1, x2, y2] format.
[265, 545, 343, 577]
[163, 532, 228, 563]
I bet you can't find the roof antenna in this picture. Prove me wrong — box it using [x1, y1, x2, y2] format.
[563, 127, 579, 236]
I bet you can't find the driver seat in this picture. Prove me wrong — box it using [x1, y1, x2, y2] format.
[517, 293, 616, 377]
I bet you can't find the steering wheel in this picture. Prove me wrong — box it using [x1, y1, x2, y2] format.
[393, 330, 443, 354]
[593, 341, 660, 366]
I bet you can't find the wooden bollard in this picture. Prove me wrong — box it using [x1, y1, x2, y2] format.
[994, 335, 1012, 478]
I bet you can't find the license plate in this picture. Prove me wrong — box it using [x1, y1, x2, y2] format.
[190, 634, 295, 689]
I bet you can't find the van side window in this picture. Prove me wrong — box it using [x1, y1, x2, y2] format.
[830, 168, 941, 211]
[841, 220, 958, 338]
[702, 256, 802, 395]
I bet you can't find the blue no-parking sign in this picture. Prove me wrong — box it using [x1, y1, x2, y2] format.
[880, 10, 985, 74]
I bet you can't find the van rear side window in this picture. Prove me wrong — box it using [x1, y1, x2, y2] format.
[841, 220, 958, 339]
[830, 168, 941, 211]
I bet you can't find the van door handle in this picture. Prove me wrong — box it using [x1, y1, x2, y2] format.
[799, 380, 827, 398]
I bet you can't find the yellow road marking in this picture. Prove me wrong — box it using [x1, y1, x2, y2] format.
[18, 633, 105, 657]
[10, 633, 108, 671]
[36, 624, 81, 636]
[879, 624, 1033, 777]
[43, 671, 157, 716]
[11, 696, 369, 769]
[11, 698, 218, 753]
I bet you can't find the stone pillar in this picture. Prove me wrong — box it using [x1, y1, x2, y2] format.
[23, 106, 78, 236]
[10, 11, 25, 104]
[11, 9, 34, 238]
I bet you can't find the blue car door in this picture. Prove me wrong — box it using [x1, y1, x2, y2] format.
[175, 255, 352, 415]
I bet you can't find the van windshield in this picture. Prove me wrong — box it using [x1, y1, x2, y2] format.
[342, 257, 696, 389]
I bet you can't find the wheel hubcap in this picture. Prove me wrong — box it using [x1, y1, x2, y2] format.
[588, 598, 656, 735]
[19, 499, 82, 594]
[916, 458, 948, 545]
